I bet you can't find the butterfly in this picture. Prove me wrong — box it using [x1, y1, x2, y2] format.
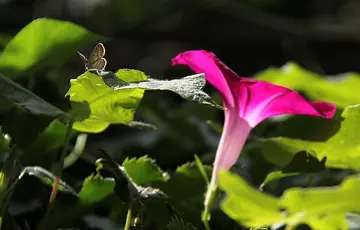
[77, 43, 107, 71]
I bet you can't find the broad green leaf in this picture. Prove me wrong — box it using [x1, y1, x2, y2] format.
[252, 105, 360, 169]
[0, 18, 103, 78]
[0, 73, 65, 116]
[123, 156, 166, 185]
[254, 62, 360, 108]
[66, 70, 147, 133]
[219, 170, 360, 230]
[21, 119, 77, 165]
[0, 128, 10, 152]
[104, 72, 224, 110]
[78, 174, 115, 204]
[218, 171, 283, 227]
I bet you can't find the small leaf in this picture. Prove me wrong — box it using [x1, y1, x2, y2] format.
[0, 18, 104, 78]
[78, 174, 115, 204]
[66, 70, 147, 133]
[106, 72, 224, 110]
[123, 156, 166, 185]
[0, 73, 66, 117]
[96, 154, 166, 202]
[219, 170, 360, 230]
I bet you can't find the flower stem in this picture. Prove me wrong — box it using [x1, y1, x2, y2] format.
[202, 176, 217, 230]
[124, 208, 132, 230]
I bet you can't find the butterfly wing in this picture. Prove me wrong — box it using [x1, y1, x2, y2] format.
[91, 58, 107, 70]
[88, 43, 106, 70]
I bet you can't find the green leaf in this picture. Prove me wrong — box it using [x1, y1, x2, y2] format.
[194, 154, 210, 184]
[219, 170, 360, 230]
[218, 170, 283, 228]
[254, 62, 360, 108]
[20, 166, 77, 195]
[0, 18, 103, 78]
[259, 171, 300, 191]
[78, 174, 115, 204]
[104, 72, 224, 110]
[66, 70, 147, 133]
[96, 154, 166, 202]
[0, 73, 66, 117]
[0, 128, 10, 152]
[123, 156, 167, 185]
[251, 105, 360, 169]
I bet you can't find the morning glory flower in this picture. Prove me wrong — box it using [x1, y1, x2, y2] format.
[172, 50, 336, 190]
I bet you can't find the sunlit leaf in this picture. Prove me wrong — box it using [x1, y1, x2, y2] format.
[219, 170, 360, 230]
[0, 73, 65, 116]
[0, 18, 103, 78]
[106, 72, 223, 110]
[123, 156, 166, 185]
[78, 174, 115, 204]
[66, 70, 147, 133]
[251, 105, 360, 169]
[255, 62, 360, 108]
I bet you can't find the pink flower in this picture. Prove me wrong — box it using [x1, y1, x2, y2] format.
[172, 50, 336, 189]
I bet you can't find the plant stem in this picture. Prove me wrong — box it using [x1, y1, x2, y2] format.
[49, 119, 74, 203]
[202, 176, 217, 230]
[124, 208, 132, 230]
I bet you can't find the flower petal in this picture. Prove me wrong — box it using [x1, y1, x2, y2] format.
[236, 79, 336, 126]
[210, 109, 252, 189]
[172, 50, 237, 107]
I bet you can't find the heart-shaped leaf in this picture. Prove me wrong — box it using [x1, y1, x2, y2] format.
[66, 70, 147, 133]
